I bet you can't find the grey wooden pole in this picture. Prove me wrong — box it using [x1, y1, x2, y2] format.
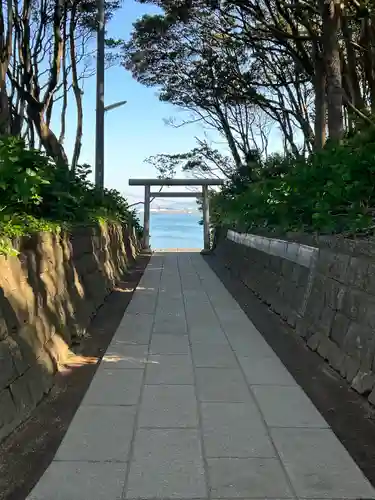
[202, 185, 210, 251]
[95, 0, 105, 188]
[143, 185, 151, 250]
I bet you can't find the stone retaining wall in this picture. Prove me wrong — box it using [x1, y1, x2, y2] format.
[214, 229, 375, 406]
[0, 222, 140, 442]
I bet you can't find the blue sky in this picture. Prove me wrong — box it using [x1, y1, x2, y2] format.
[54, 0, 209, 205]
[54, 0, 283, 206]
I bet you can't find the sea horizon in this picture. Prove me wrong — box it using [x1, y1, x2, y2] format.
[147, 211, 203, 249]
[138, 208, 199, 214]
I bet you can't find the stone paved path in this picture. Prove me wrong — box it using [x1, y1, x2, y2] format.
[28, 252, 375, 500]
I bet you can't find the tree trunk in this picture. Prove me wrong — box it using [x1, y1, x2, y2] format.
[0, 0, 13, 135]
[362, 16, 375, 112]
[314, 53, 326, 149]
[28, 103, 68, 165]
[321, 0, 343, 141]
[70, 3, 83, 171]
[59, 5, 68, 144]
[28, 118, 35, 149]
[43, 0, 64, 110]
[341, 13, 364, 110]
[25, 0, 67, 164]
[278, 111, 300, 157]
[46, 97, 53, 128]
[0, 82, 10, 135]
[214, 104, 242, 169]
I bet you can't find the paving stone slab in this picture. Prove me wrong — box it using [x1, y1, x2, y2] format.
[138, 385, 198, 428]
[116, 313, 154, 344]
[182, 290, 208, 301]
[126, 292, 158, 315]
[224, 323, 264, 340]
[183, 297, 214, 309]
[189, 325, 228, 345]
[186, 311, 219, 328]
[55, 406, 136, 462]
[155, 307, 185, 320]
[82, 369, 143, 406]
[239, 356, 297, 386]
[271, 427, 375, 499]
[125, 428, 206, 499]
[112, 329, 152, 345]
[180, 276, 202, 290]
[101, 344, 149, 369]
[214, 309, 250, 324]
[207, 457, 293, 498]
[145, 355, 194, 385]
[158, 290, 183, 299]
[228, 336, 277, 358]
[195, 368, 251, 402]
[155, 312, 186, 325]
[201, 402, 275, 458]
[149, 334, 190, 354]
[153, 318, 188, 335]
[138, 273, 161, 286]
[190, 332, 229, 345]
[27, 462, 127, 500]
[158, 288, 182, 297]
[220, 314, 261, 331]
[252, 385, 328, 428]
[118, 312, 155, 328]
[191, 343, 238, 368]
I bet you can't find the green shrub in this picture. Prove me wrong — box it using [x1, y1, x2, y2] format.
[211, 129, 375, 235]
[0, 136, 142, 254]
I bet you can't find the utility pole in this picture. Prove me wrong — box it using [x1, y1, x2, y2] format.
[95, 0, 105, 188]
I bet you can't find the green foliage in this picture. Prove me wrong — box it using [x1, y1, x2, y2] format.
[0, 136, 142, 254]
[211, 130, 375, 235]
[123, 2, 252, 110]
[0, 238, 19, 256]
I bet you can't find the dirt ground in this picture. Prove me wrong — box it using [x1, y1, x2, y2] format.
[0, 253, 150, 500]
[205, 252, 375, 488]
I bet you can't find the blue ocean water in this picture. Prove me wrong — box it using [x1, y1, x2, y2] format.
[149, 212, 203, 249]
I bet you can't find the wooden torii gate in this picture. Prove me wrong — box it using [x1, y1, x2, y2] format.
[128, 178, 224, 251]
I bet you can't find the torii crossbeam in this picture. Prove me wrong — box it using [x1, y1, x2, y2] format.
[128, 178, 224, 251]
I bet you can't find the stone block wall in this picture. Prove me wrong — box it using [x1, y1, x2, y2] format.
[214, 229, 375, 406]
[0, 222, 140, 442]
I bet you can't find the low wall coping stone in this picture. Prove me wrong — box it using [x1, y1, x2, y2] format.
[227, 230, 318, 269]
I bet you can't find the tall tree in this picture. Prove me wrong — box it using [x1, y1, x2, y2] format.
[123, 3, 266, 169]
[4, 0, 121, 165]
